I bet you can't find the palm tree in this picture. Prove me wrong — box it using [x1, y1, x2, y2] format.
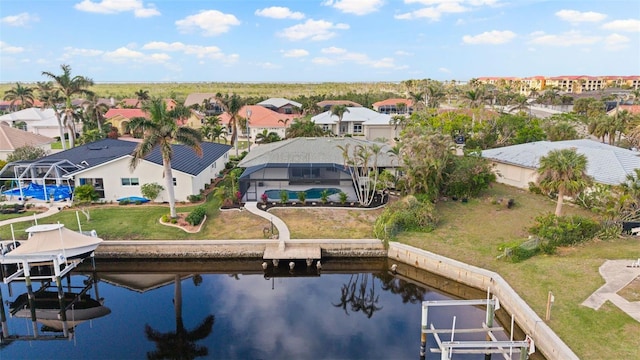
[36, 81, 68, 148]
[215, 93, 243, 156]
[536, 148, 591, 217]
[145, 274, 214, 359]
[286, 118, 326, 138]
[82, 93, 110, 134]
[255, 129, 281, 144]
[129, 98, 203, 218]
[3, 82, 35, 111]
[330, 104, 349, 136]
[278, 118, 290, 138]
[134, 89, 150, 108]
[41, 64, 94, 148]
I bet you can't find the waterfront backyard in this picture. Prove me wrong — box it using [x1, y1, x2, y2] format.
[0, 183, 638, 358]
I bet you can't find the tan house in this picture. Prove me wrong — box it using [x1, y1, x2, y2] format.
[218, 105, 300, 142]
[104, 109, 148, 136]
[482, 139, 640, 189]
[0, 123, 55, 160]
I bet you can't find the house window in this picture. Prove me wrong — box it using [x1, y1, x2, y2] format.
[211, 162, 216, 169]
[322, 124, 331, 131]
[121, 178, 139, 186]
[173, 178, 177, 186]
[353, 124, 363, 133]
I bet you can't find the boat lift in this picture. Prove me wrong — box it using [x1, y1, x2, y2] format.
[420, 289, 535, 360]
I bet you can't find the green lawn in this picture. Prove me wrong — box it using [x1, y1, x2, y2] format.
[397, 183, 640, 359]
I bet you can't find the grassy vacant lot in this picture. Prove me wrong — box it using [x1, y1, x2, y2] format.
[397, 184, 640, 360]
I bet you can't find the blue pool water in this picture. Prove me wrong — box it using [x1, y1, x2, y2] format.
[264, 187, 341, 201]
[3, 183, 73, 201]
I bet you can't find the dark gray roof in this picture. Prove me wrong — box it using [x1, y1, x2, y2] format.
[40, 138, 231, 176]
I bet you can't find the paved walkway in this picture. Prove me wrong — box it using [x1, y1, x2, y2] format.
[0, 206, 61, 228]
[243, 202, 290, 240]
[581, 259, 640, 322]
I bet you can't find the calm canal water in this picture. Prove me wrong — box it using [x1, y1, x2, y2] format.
[0, 258, 537, 360]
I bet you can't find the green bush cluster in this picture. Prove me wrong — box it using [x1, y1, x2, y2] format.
[185, 206, 207, 226]
[296, 191, 306, 203]
[188, 194, 202, 203]
[374, 195, 437, 243]
[529, 213, 601, 253]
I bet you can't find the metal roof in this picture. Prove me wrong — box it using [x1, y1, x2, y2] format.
[237, 137, 398, 169]
[311, 107, 392, 125]
[481, 139, 640, 185]
[257, 98, 302, 109]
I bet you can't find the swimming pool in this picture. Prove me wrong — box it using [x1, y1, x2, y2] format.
[264, 187, 342, 201]
[3, 183, 73, 201]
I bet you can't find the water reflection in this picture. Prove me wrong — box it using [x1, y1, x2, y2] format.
[0, 259, 540, 359]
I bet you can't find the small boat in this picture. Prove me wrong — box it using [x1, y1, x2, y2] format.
[0, 224, 103, 264]
[10, 291, 111, 332]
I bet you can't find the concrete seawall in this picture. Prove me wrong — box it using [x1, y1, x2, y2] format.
[388, 242, 579, 360]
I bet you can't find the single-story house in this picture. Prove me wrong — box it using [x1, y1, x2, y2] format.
[0, 138, 232, 203]
[372, 98, 414, 115]
[237, 137, 398, 202]
[104, 108, 149, 136]
[481, 139, 640, 189]
[316, 100, 362, 112]
[310, 107, 395, 143]
[219, 105, 300, 142]
[0, 108, 66, 139]
[257, 98, 302, 115]
[0, 123, 55, 160]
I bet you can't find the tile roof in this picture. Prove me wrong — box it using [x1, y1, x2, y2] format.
[609, 104, 640, 115]
[311, 107, 392, 125]
[104, 108, 148, 119]
[238, 137, 397, 168]
[39, 138, 231, 176]
[0, 124, 54, 150]
[257, 98, 302, 109]
[184, 93, 219, 108]
[218, 105, 300, 127]
[372, 98, 414, 107]
[481, 139, 640, 185]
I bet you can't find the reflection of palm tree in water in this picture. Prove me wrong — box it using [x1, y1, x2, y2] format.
[145, 275, 214, 359]
[333, 274, 382, 319]
[376, 272, 427, 304]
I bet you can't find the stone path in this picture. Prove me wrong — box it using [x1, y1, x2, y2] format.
[581, 259, 640, 322]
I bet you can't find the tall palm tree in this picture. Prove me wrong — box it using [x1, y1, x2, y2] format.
[36, 81, 68, 149]
[286, 118, 326, 138]
[536, 148, 591, 217]
[215, 93, 243, 156]
[278, 118, 290, 138]
[82, 93, 110, 134]
[330, 104, 349, 136]
[41, 64, 94, 148]
[134, 89, 150, 108]
[129, 98, 203, 218]
[3, 82, 35, 111]
[145, 274, 214, 359]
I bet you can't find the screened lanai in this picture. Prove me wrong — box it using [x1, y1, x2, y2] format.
[0, 159, 82, 201]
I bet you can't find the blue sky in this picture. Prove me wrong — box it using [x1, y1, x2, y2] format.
[1, 0, 639, 83]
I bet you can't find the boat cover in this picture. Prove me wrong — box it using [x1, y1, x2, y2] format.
[5, 226, 103, 258]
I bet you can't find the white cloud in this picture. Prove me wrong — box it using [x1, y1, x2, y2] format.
[321, 46, 347, 54]
[439, 67, 451, 73]
[604, 33, 629, 51]
[395, 50, 413, 56]
[258, 62, 282, 69]
[602, 19, 640, 32]
[555, 9, 606, 23]
[142, 41, 238, 64]
[463, 30, 516, 44]
[255, 7, 305, 20]
[0, 12, 39, 27]
[322, 0, 384, 16]
[316, 46, 398, 69]
[396, 0, 497, 21]
[176, 10, 241, 36]
[0, 41, 24, 54]
[529, 30, 601, 46]
[281, 49, 309, 57]
[74, 0, 160, 17]
[279, 19, 349, 41]
[103, 46, 168, 63]
[63, 47, 104, 57]
[311, 57, 338, 65]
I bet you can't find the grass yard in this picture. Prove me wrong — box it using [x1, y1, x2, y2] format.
[397, 183, 640, 359]
[268, 207, 383, 239]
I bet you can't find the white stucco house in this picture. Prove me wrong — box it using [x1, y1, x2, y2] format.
[237, 137, 398, 202]
[481, 139, 640, 189]
[310, 107, 395, 143]
[0, 108, 64, 139]
[0, 138, 232, 203]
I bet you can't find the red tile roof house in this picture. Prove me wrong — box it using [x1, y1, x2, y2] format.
[218, 105, 301, 146]
[372, 98, 414, 115]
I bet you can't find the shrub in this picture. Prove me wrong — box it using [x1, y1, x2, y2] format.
[320, 189, 329, 204]
[73, 184, 99, 204]
[188, 194, 202, 203]
[118, 199, 130, 205]
[529, 213, 601, 253]
[161, 214, 171, 222]
[185, 205, 207, 226]
[279, 190, 289, 204]
[339, 192, 347, 204]
[261, 193, 268, 204]
[141, 182, 164, 201]
[374, 195, 438, 243]
[443, 156, 496, 199]
[296, 191, 306, 203]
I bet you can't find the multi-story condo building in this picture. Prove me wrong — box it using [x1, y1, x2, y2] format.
[476, 75, 639, 94]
